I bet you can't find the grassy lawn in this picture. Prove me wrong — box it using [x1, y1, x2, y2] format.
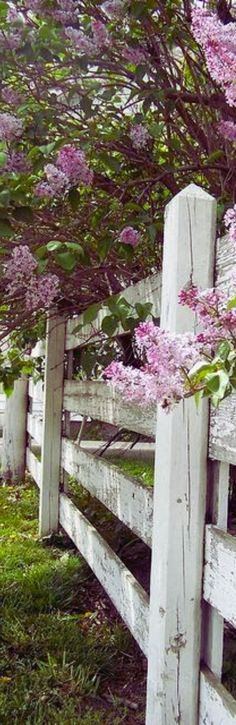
[105, 458, 154, 488]
[0, 481, 146, 725]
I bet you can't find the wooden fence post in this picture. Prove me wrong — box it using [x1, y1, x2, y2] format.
[146, 184, 216, 725]
[39, 312, 66, 537]
[2, 376, 28, 483]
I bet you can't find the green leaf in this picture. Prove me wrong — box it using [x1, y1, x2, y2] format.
[55, 251, 77, 271]
[65, 242, 83, 254]
[47, 240, 63, 252]
[0, 151, 7, 168]
[101, 315, 118, 336]
[38, 141, 57, 156]
[227, 296, 236, 310]
[0, 190, 10, 207]
[135, 302, 153, 320]
[82, 303, 100, 325]
[68, 188, 80, 211]
[217, 341, 231, 360]
[35, 245, 48, 259]
[0, 219, 14, 238]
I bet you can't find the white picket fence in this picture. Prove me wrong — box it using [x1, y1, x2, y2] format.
[2, 184, 236, 724]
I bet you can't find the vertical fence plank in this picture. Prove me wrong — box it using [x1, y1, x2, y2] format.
[39, 313, 65, 536]
[2, 376, 28, 483]
[202, 461, 230, 677]
[146, 184, 216, 725]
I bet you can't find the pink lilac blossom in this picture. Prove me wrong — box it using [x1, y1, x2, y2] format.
[5, 245, 37, 293]
[191, 7, 236, 106]
[65, 27, 95, 55]
[102, 1, 125, 19]
[218, 120, 236, 141]
[130, 124, 150, 150]
[44, 164, 69, 195]
[0, 112, 23, 142]
[105, 322, 201, 409]
[1, 151, 31, 174]
[25, 274, 60, 310]
[57, 145, 94, 186]
[0, 29, 23, 50]
[123, 47, 147, 64]
[224, 205, 236, 244]
[118, 226, 140, 247]
[91, 20, 110, 49]
[2, 86, 22, 106]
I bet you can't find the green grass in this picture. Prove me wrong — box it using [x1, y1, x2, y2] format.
[105, 457, 154, 487]
[0, 482, 145, 725]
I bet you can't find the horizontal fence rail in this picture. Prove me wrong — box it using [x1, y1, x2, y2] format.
[200, 667, 236, 724]
[61, 438, 153, 547]
[59, 492, 149, 655]
[26, 448, 41, 489]
[203, 526, 236, 628]
[63, 380, 156, 437]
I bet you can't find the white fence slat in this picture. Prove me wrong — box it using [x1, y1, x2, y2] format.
[204, 525, 236, 627]
[202, 461, 230, 678]
[2, 376, 28, 483]
[200, 667, 236, 724]
[146, 184, 216, 725]
[27, 413, 43, 447]
[61, 438, 153, 546]
[26, 447, 41, 489]
[39, 313, 65, 536]
[65, 272, 162, 350]
[209, 234, 236, 464]
[63, 380, 156, 437]
[59, 492, 149, 654]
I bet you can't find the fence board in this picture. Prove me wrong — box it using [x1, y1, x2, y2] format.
[61, 438, 153, 546]
[65, 272, 161, 350]
[26, 447, 41, 488]
[27, 413, 43, 447]
[209, 234, 236, 463]
[203, 525, 236, 627]
[146, 184, 216, 725]
[200, 667, 236, 724]
[59, 492, 149, 654]
[63, 380, 156, 437]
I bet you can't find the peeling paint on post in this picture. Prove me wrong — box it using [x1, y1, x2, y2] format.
[146, 185, 216, 725]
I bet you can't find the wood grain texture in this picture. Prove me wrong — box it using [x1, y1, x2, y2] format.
[39, 314, 66, 536]
[201, 462, 230, 678]
[200, 666, 236, 724]
[26, 447, 41, 488]
[209, 234, 236, 464]
[63, 380, 156, 437]
[2, 376, 28, 482]
[59, 492, 149, 654]
[203, 525, 236, 627]
[65, 272, 162, 350]
[61, 438, 153, 546]
[27, 413, 43, 447]
[146, 184, 216, 725]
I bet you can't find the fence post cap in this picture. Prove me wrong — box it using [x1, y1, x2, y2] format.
[176, 183, 215, 200]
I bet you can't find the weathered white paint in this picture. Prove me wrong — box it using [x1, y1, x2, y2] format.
[66, 272, 162, 350]
[201, 461, 230, 678]
[209, 234, 236, 464]
[63, 380, 156, 437]
[26, 447, 41, 489]
[146, 185, 216, 725]
[204, 525, 236, 627]
[27, 412, 43, 447]
[200, 666, 236, 724]
[2, 376, 28, 482]
[59, 492, 149, 654]
[39, 313, 66, 536]
[28, 378, 44, 417]
[61, 438, 153, 546]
